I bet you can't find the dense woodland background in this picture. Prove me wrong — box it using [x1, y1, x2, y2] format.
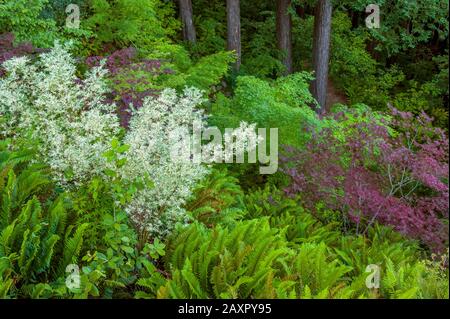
[0, 0, 449, 299]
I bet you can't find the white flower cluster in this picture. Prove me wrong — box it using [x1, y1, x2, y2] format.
[223, 121, 262, 163]
[122, 88, 210, 236]
[0, 42, 119, 186]
[200, 121, 262, 164]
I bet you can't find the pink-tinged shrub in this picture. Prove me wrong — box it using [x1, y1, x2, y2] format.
[281, 107, 449, 251]
[86, 48, 169, 127]
[0, 33, 43, 76]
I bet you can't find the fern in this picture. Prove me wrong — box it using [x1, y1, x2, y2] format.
[281, 242, 353, 298]
[157, 50, 235, 95]
[57, 223, 89, 277]
[0, 145, 88, 298]
[185, 168, 244, 226]
[160, 219, 289, 299]
[243, 186, 341, 245]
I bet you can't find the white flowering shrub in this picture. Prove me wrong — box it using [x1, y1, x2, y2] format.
[122, 89, 262, 236]
[0, 42, 120, 186]
[122, 88, 210, 237]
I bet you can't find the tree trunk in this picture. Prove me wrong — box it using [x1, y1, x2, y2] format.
[179, 0, 196, 43]
[311, 0, 332, 113]
[276, 0, 293, 75]
[351, 10, 359, 29]
[296, 6, 305, 19]
[227, 0, 241, 70]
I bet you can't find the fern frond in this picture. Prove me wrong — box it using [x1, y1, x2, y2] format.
[58, 223, 89, 276]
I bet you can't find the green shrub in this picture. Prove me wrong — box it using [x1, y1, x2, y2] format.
[0, 0, 58, 47]
[392, 79, 448, 128]
[241, 13, 285, 78]
[210, 74, 320, 148]
[84, 0, 179, 54]
[190, 17, 226, 57]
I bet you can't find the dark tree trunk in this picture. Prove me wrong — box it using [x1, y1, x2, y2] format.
[296, 6, 305, 19]
[179, 0, 196, 43]
[227, 0, 241, 70]
[351, 10, 359, 29]
[311, 0, 332, 113]
[276, 0, 293, 75]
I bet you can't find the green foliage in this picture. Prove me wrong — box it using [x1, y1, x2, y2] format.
[81, 211, 167, 299]
[325, 103, 393, 144]
[391, 52, 449, 127]
[279, 242, 354, 298]
[415, 250, 449, 299]
[206, 73, 320, 189]
[191, 17, 227, 57]
[134, 239, 167, 299]
[84, 0, 178, 54]
[243, 186, 341, 246]
[241, 13, 285, 78]
[71, 138, 145, 249]
[1, 0, 448, 300]
[159, 219, 288, 298]
[65, 143, 165, 298]
[340, 0, 449, 56]
[328, 12, 403, 109]
[41, 1, 87, 25]
[159, 216, 420, 299]
[392, 80, 448, 127]
[328, 10, 448, 126]
[158, 50, 235, 94]
[0, 0, 58, 47]
[378, 255, 449, 299]
[334, 225, 421, 277]
[0, 0, 93, 51]
[210, 74, 320, 148]
[0, 143, 88, 298]
[185, 168, 244, 227]
[0, 140, 165, 298]
[0, 0, 179, 55]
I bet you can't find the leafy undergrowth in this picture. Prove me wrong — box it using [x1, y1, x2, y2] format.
[0, 0, 448, 300]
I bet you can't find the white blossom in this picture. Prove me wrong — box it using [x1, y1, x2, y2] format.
[122, 88, 210, 236]
[0, 42, 119, 186]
